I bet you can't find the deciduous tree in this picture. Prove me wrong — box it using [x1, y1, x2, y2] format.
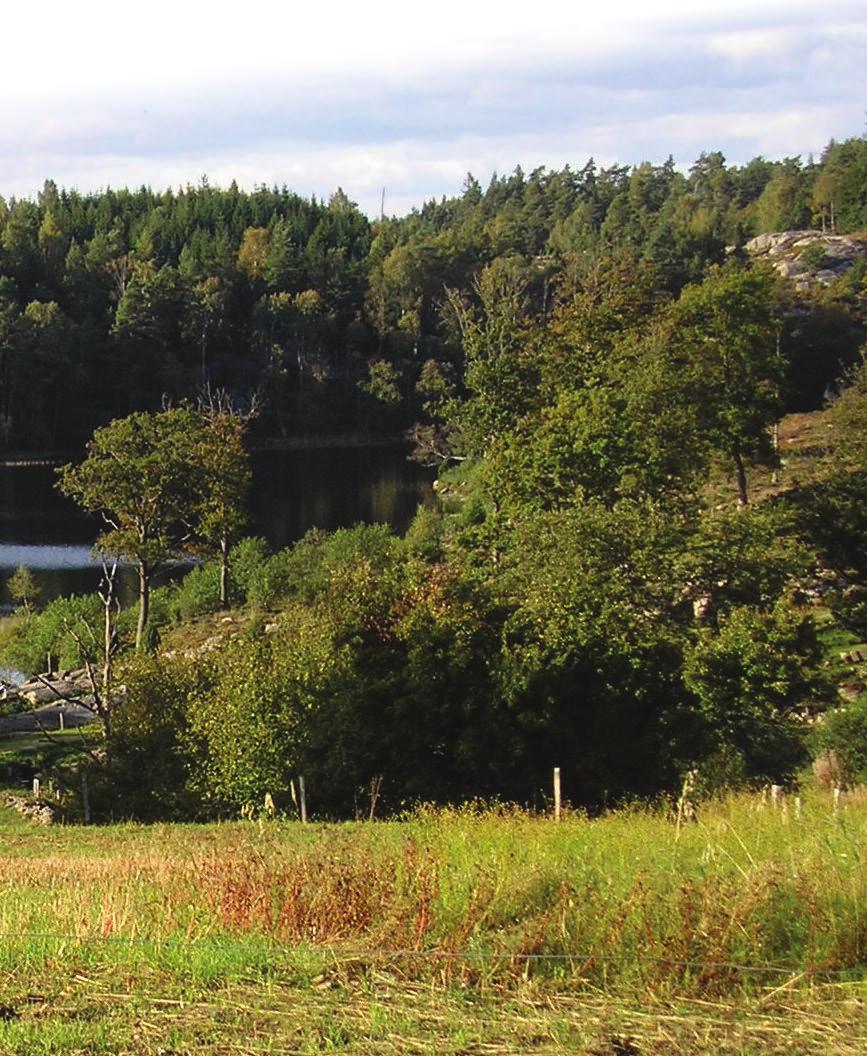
[58, 408, 204, 649]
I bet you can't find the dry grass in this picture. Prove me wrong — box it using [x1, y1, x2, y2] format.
[0, 791, 864, 987]
[0, 791, 864, 1052]
[705, 409, 836, 508]
[0, 966, 862, 1054]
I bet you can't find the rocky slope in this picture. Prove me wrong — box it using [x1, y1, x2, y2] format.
[745, 229, 867, 292]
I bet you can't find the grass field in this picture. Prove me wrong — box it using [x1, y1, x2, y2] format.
[0, 790, 863, 1053]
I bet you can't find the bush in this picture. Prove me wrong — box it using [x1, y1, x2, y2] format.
[228, 537, 272, 602]
[815, 694, 867, 785]
[169, 563, 222, 621]
[115, 585, 176, 649]
[101, 654, 211, 820]
[0, 594, 103, 675]
[683, 598, 827, 783]
[798, 241, 831, 271]
[403, 505, 445, 562]
[828, 584, 867, 639]
[245, 550, 295, 610]
[242, 526, 399, 611]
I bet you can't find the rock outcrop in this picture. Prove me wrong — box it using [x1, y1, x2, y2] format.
[4, 794, 58, 825]
[744, 230, 867, 292]
[0, 670, 104, 734]
[16, 670, 91, 707]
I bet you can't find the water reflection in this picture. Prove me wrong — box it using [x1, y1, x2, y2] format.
[0, 443, 435, 607]
[0, 544, 97, 569]
[250, 444, 435, 551]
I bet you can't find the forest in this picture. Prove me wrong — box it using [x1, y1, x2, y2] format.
[1, 135, 867, 820]
[1, 137, 867, 452]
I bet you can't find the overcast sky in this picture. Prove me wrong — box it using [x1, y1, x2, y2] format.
[1, 0, 865, 216]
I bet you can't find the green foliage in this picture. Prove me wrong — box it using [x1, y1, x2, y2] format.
[798, 241, 831, 271]
[168, 564, 223, 622]
[753, 159, 811, 232]
[828, 585, 867, 639]
[190, 408, 252, 609]
[181, 620, 343, 812]
[812, 136, 867, 232]
[683, 597, 826, 781]
[828, 355, 867, 467]
[243, 523, 399, 611]
[59, 406, 252, 640]
[58, 407, 203, 561]
[360, 359, 402, 404]
[10, 142, 867, 818]
[106, 653, 208, 820]
[0, 593, 103, 676]
[1, 140, 865, 454]
[227, 536, 272, 599]
[786, 363, 867, 602]
[676, 504, 815, 621]
[789, 470, 867, 580]
[403, 504, 446, 562]
[496, 499, 694, 800]
[781, 300, 865, 411]
[814, 692, 867, 785]
[7, 565, 40, 613]
[243, 550, 295, 611]
[668, 262, 783, 498]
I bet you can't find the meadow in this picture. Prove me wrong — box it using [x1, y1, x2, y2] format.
[0, 789, 863, 1054]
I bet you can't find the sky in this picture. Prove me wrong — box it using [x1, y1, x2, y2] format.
[1, 0, 865, 216]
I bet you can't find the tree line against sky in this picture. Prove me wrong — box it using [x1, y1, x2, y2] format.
[1, 136, 866, 452]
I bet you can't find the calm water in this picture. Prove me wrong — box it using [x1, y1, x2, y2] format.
[0, 444, 435, 609]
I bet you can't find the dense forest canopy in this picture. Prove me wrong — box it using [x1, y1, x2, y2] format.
[2, 136, 866, 452]
[2, 134, 867, 819]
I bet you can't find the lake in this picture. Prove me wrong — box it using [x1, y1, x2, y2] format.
[0, 443, 435, 609]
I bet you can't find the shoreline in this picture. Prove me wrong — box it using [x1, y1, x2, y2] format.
[1, 433, 409, 467]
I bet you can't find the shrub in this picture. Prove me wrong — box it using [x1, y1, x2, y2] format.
[170, 563, 222, 621]
[102, 654, 211, 820]
[403, 505, 445, 562]
[799, 241, 831, 271]
[228, 537, 272, 602]
[828, 584, 867, 639]
[245, 550, 295, 611]
[0, 594, 103, 676]
[814, 693, 867, 785]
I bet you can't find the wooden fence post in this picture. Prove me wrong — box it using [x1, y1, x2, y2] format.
[80, 771, 91, 825]
[553, 767, 561, 822]
[298, 775, 308, 823]
[369, 775, 382, 822]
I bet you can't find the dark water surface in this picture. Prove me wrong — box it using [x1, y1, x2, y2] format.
[0, 443, 435, 608]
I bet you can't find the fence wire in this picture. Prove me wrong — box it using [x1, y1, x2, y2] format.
[0, 932, 863, 979]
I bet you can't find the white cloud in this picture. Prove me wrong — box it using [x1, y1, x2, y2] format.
[1, 0, 864, 213]
[706, 28, 802, 68]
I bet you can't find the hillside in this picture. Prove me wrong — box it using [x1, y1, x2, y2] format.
[2, 137, 867, 453]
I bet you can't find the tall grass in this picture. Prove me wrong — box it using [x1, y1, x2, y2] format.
[0, 789, 863, 996]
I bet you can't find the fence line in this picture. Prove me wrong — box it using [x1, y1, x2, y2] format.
[0, 932, 862, 978]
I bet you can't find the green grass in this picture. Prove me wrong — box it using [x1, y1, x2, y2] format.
[0, 967, 861, 1055]
[0, 728, 99, 756]
[0, 790, 864, 1051]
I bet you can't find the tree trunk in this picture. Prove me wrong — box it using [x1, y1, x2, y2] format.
[733, 449, 749, 507]
[100, 562, 118, 740]
[136, 560, 150, 650]
[220, 537, 230, 610]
